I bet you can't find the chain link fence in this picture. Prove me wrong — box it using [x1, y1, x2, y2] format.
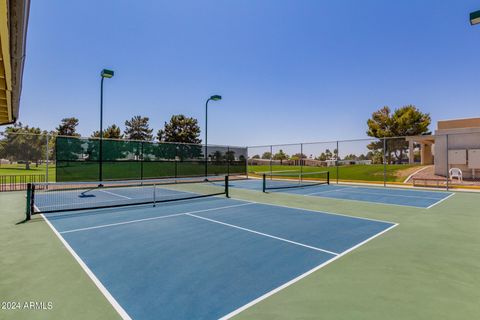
[2, 130, 480, 191]
[248, 134, 480, 191]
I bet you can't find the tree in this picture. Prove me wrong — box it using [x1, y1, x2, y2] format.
[316, 148, 338, 161]
[343, 154, 357, 161]
[157, 115, 201, 144]
[261, 152, 272, 159]
[225, 150, 236, 162]
[2, 123, 47, 169]
[212, 150, 224, 162]
[92, 124, 123, 139]
[366, 105, 431, 163]
[325, 149, 333, 159]
[46, 130, 57, 161]
[316, 152, 327, 161]
[367, 105, 431, 138]
[56, 117, 80, 136]
[124, 116, 153, 141]
[251, 154, 260, 159]
[273, 149, 289, 164]
[366, 150, 383, 164]
[290, 153, 307, 160]
[358, 154, 367, 161]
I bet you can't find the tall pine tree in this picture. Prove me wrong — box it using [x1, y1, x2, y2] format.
[124, 116, 153, 141]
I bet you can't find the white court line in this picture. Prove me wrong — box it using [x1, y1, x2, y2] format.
[219, 222, 399, 319]
[186, 213, 339, 256]
[60, 212, 187, 234]
[304, 187, 350, 196]
[426, 192, 455, 209]
[231, 198, 398, 225]
[98, 189, 132, 199]
[58, 203, 255, 234]
[307, 187, 446, 200]
[276, 191, 435, 209]
[41, 215, 132, 320]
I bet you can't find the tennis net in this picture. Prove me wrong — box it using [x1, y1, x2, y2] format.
[26, 175, 229, 219]
[262, 171, 329, 192]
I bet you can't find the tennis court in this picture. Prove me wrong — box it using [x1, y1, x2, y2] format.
[30, 179, 395, 320]
[227, 175, 453, 208]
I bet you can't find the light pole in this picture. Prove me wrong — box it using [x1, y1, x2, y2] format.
[99, 69, 114, 184]
[470, 10, 480, 25]
[205, 95, 222, 178]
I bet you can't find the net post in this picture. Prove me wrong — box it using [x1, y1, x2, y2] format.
[327, 171, 330, 185]
[26, 183, 32, 221]
[262, 173, 266, 192]
[225, 175, 229, 198]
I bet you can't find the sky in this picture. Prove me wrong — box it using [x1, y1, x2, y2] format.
[13, 0, 480, 147]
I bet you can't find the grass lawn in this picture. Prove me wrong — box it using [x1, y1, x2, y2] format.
[0, 163, 55, 181]
[0, 162, 246, 183]
[248, 164, 423, 183]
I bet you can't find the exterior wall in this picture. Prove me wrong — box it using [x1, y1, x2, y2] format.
[434, 130, 480, 178]
[421, 144, 433, 165]
[438, 118, 480, 130]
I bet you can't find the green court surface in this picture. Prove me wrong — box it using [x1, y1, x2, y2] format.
[1, 186, 479, 319]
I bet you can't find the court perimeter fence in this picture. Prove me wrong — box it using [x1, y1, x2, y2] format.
[2, 131, 480, 192]
[0, 132, 247, 191]
[247, 132, 480, 191]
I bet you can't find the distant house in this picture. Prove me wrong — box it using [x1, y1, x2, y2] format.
[325, 160, 336, 167]
[339, 160, 372, 166]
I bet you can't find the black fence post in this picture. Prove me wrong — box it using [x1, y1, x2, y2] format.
[140, 142, 144, 181]
[336, 140, 339, 184]
[227, 147, 230, 176]
[383, 138, 387, 187]
[446, 134, 449, 191]
[225, 175, 229, 198]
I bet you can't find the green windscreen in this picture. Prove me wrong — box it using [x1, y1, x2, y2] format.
[55, 136, 247, 182]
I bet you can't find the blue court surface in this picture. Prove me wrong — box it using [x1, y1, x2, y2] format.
[226, 179, 454, 208]
[42, 196, 396, 320]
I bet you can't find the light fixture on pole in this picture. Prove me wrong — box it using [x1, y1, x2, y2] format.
[470, 10, 480, 25]
[205, 95, 222, 179]
[99, 69, 114, 185]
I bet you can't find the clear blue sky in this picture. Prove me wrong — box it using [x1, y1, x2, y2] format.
[16, 0, 480, 146]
